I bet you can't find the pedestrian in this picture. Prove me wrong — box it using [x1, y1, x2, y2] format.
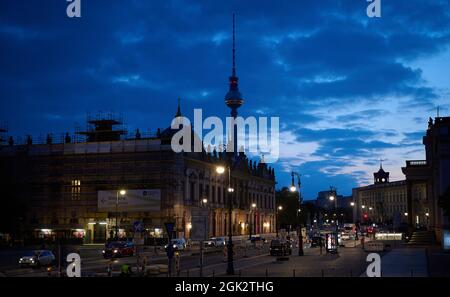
[120, 264, 131, 277]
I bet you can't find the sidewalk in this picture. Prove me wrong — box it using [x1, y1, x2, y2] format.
[360, 248, 428, 277]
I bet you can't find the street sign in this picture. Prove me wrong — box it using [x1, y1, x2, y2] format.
[133, 221, 144, 233]
[133, 232, 144, 246]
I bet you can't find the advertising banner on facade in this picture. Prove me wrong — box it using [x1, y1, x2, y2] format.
[191, 207, 209, 241]
[98, 189, 161, 212]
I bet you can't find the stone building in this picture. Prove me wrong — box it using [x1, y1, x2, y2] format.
[402, 116, 450, 242]
[0, 109, 276, 244]
[353, 165, 408, 225]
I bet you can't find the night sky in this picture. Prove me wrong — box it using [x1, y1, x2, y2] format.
[1, 1, 449, 199]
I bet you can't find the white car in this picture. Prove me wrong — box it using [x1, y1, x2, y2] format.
[340, 233, 350, 240]
[165, 238, 187, 251]
[19, 250, 55, 268]
[204, 237, 226, 247]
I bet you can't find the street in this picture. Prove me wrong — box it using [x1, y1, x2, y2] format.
[0, 238, 375, 277]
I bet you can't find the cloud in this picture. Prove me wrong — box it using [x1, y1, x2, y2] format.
[0, 0, 449, 199]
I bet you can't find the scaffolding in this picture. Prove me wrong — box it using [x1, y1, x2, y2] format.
[76, 111, 127, 142]
[0, 122, 7, 145]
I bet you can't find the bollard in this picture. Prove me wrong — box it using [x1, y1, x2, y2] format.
[212, 270, 215, 278]
[265, 268, 268, 277]
[293, 269, 296, 277]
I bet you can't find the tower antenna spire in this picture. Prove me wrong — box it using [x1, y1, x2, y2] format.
[232, 12, 236, 77]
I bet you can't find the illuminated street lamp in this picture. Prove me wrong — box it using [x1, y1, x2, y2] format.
[329, 186, 338, 254]
[216, 165, 225, 174]
[115, 189, 126, 240]
[276, 205, 283, 238]
[350, 202, 355, 207]
[202, 198, 208, 205]
[216, 164, 234, 275]
[290, 171, 304, 256]
[249, 203, 257, 240]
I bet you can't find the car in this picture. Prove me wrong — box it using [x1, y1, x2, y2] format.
[269, 240, 292, 256]
[19, 250, 55, 268]
[250, 235, 266, 243]
[310, 236, 323, 248]
[204, 237, 226, 247]
[164, 238, 187, 251]
[340, 233, 350, 240]
[103, 241, 134, 258]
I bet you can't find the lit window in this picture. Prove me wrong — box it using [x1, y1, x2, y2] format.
[71, 180, 81, 200]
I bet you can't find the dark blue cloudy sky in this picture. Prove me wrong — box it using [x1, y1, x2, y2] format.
[1, 0, 449, 199]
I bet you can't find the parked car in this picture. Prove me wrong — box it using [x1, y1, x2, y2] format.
[269, 240, 292, 256]
[204, 237, 226, 247]
[19, 250, 55, 268]
[164, 238, 187, 251]
[103, 241, 134, 258]
[250, 235, 266, 243]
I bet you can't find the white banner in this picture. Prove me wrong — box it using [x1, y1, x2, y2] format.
[98, 189, 161, 212]
[191, 207, 209, 241]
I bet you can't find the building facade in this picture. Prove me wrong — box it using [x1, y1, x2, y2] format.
[402, 117, 450, 242]
[353, 166, 408, 225]
[0, 111, 276, 243]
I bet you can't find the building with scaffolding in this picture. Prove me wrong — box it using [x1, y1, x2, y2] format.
[0, 106, 276, 244]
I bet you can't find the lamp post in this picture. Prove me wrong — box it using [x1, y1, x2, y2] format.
[290, 171, 304, 256]
[115, 189, 126, 240]
[216, 165, 235, 275]
[276, 205, 283, 238]
[329, 186, 338, 253]
[350, 201, 358, 240]
[199, 197, 208, 277]
[249, 203, 256, 240]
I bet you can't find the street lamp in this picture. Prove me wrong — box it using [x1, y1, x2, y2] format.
[329, 186, 338, 254]
[199, 197, 208, 276]
[115, 189, 126, 240]
[216, 164, 234, 275]
[290, 171, 303, 256]
[276, 205, 283, 238]
[350, 202, 355, 207]
[249, 203, 256, 240]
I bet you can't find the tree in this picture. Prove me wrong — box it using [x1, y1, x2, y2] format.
[438, 186, 450, 219]
[276, 187, 300, 229]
